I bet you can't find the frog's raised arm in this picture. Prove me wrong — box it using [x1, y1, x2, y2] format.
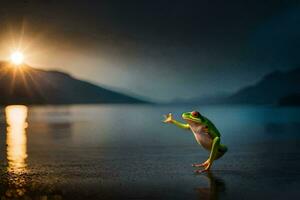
[163, 113, 190, 129]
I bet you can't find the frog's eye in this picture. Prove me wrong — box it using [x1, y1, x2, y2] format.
[191, 111, 200, 118]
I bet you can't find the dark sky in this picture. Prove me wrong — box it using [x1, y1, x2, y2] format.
[0, 0, 299, 101]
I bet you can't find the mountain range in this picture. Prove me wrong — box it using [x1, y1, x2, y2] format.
[226, 67, 300, 105]
[0, 61, 146, 105]
[1, 61, 299, 106]
[170, 67, 300, 105]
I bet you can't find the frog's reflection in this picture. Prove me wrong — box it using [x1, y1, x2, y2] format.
[195, 172, 226, 200]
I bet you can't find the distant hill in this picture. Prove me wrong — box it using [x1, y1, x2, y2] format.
[0, 61, 147, 105]
[226, 67, 300, 105]
[278, 93, 300, 106]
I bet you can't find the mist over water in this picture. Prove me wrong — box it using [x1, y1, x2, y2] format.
[0, 105, 300, 199]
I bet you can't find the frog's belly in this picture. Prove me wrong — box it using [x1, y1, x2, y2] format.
[192, 131, 213, 150]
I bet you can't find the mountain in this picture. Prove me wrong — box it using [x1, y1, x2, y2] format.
[278, 93, 300, 106]
[226, 67, 300, 105]
[0, 61, 147, 105]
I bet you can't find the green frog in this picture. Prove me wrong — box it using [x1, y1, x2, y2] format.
[163, 111, 227, 173]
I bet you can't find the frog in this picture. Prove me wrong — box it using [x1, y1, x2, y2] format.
[163, 111, 227, 173]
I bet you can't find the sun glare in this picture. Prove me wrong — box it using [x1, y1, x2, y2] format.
[5, 105, 28, 173]
[10, 51, 24, 65]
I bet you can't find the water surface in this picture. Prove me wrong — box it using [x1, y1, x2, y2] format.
[0, 105, 300, 199]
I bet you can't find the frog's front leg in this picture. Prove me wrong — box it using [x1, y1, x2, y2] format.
[195, 137, 220, 173]
[163, 113, 190, 129]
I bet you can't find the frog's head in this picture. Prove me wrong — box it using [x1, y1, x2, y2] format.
[182, 111, 204, 124]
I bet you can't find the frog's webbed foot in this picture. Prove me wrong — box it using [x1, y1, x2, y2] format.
[192, 160, 209, 167]
[193, 160, 212, 173]
[194, 164, 212, 174]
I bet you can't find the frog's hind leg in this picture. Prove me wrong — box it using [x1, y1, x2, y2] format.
[194, 139, 229, 173]
[193, 144, 227, 169]
[215, 144, 228, 160]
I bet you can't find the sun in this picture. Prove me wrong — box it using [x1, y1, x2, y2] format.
[10, 51, 24, 65]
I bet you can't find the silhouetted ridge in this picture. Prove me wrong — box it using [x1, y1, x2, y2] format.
[0, 61, 147, 105]
[227, 67, 300, 104]
[279, 93, 300, 106]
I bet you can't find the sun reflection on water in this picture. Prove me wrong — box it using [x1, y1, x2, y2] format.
[5, 105, 28, 173]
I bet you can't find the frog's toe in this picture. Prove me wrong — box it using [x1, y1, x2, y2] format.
[192, 160, 209, 167]
[192, 163, 205, 167]
[194, 165, 211, 173]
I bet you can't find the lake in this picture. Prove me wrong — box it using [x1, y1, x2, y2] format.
[0, 104, 300, 199]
